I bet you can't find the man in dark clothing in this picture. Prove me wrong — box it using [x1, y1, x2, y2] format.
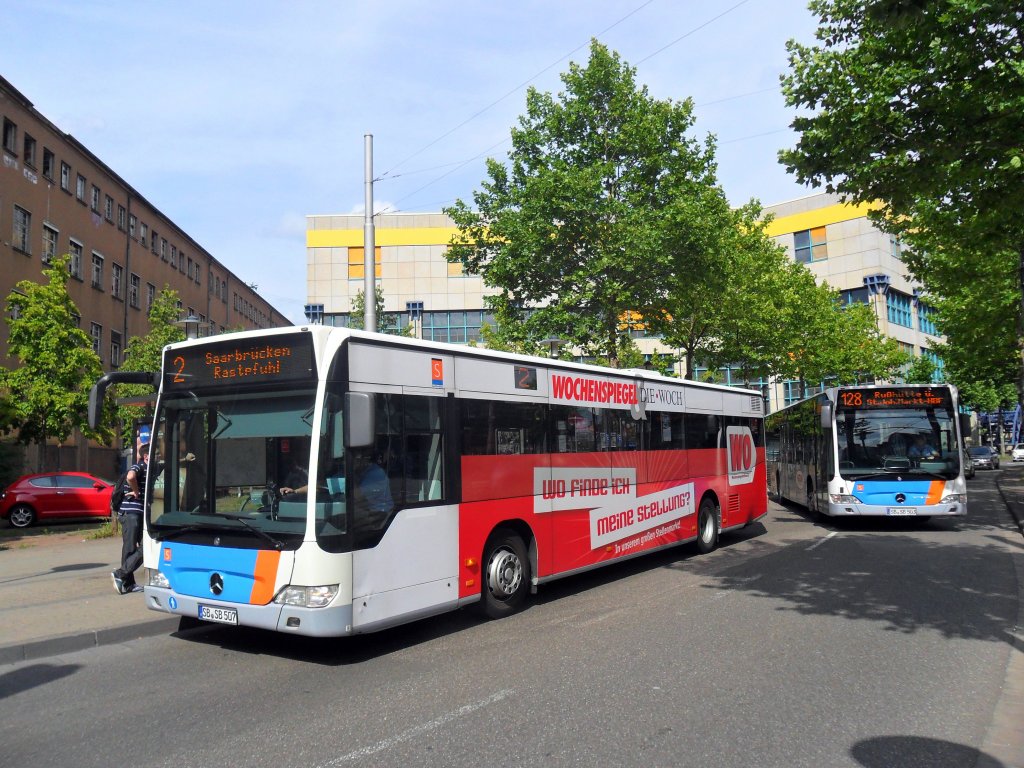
[111, 425, 150, 595]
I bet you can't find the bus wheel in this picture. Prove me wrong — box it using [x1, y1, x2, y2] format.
[696, 498, 719, 554]
[480, 529, 530, 619]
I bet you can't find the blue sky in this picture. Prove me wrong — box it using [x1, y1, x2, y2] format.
[4, 1, 820, 324]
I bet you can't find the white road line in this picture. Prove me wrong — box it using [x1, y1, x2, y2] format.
[806, 531, 838, 550]
[316, 688, 515, 766]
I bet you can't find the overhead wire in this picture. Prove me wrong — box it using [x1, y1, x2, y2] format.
[381, 0, 769, 212]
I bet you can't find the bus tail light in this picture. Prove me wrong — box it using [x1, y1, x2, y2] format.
[274, 585, 339, 608]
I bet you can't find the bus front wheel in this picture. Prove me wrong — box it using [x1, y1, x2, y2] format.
[480, 529, 530, 619]
[696, 498, 719, 554]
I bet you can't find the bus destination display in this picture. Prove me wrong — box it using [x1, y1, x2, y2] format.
[838, 387, 950, 409]
[164, 333, 315, 390]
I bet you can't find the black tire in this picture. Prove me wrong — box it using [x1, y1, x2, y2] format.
[696, 497, 719, 554]
[479, 528, 530, 619]
[8, 504, 35, 528]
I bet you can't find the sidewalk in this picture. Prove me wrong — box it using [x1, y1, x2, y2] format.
[0, 531, 178, 665]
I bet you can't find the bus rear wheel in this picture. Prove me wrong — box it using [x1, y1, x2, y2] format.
[480, 529, 530, 619]
[696, 498, 719, 554]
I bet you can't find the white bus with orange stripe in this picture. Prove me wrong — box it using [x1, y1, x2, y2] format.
[90, 326, 767, 636]
[766, 384, 968, 520]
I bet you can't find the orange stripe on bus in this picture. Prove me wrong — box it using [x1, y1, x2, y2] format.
[249, 550, 281, 605]
[926, 480, 945, 506]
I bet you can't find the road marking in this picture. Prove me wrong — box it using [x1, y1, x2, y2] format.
[316, 688, 515, 765]
[806, 531, 838, 550]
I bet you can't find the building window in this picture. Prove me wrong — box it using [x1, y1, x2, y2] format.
[23, 134, 36, 168]
[2, 118, 16, 154]
[918, 302, 937, 335]
[110, 331, 122, 368]
[794, 226, 828, 263]
[90, 323, 103, 358]
[419, 310, 491, 344]
[91, 252, 104, 290]
[347, 246, 382, 279]
[160, 238, 167, 261]
[840, 287, 870, 306]
[889, 235, 903, 259]
[12, 206, 30, 254]
[69, 240, 83, 279]
[921, 347, 945, 382]
[90, 185, 101, 213]
[179, 250, 186, 275]
[887, 290, 913, 328]
[76, 174, 86, 202]
[194, 263, 200, 286]
[128, 214, 136, 238]
[117, 205, 126, 231]
[42, 224, 58, 263]
[111, 263, 123, 298]
[140, 222, 148, 244]
[151, 231, 158, 254]
[42, 148, 55, 180]
[170, 245, 177, 269]
[146, 282, 156, 311]
[127, 273, 140, 308]
[104, 195, 114, 222]
[60, 162, 70, 192]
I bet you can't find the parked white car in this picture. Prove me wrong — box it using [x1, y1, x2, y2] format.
[1012, 443, 1024, 462]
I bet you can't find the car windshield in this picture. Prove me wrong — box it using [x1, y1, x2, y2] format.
[969, 447, 993, 456]
[836, 404, 961, 480]
[149, 388, 345, 549]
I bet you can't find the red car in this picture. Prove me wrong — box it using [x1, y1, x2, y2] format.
[0, 472, 114, 528]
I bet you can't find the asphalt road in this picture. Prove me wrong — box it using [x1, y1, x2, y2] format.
[1, 470, 1020, 768]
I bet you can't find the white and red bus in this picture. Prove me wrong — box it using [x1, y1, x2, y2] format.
[90, 326, 767, 635]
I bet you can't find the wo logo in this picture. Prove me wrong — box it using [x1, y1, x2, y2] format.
[726, 426, 755, 486]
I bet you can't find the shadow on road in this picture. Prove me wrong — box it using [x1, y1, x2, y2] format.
[0, 663, 80, 700]
[851, 735, 1005, 768]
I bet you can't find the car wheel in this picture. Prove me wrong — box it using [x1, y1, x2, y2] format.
[8, 504, 36, 528]
[479, 528, 530, 619]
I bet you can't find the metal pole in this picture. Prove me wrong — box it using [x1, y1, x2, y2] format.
[363, 133, 377, 332]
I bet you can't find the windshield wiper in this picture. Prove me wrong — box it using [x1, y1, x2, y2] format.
[219, 513, 285, 550]
[156, 524, 217, 541]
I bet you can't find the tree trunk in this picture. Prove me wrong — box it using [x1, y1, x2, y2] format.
[1017, 244, 1024, 438]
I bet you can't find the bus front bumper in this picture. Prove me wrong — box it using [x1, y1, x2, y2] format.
[825, 500, 967, 518]
[143, 587, 355, 637]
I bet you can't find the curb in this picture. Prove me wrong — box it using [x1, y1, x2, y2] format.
[0, 616, 181, 666]
[995, 472, 1024, 537]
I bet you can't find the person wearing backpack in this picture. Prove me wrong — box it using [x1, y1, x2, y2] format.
[111, 425, 150, 595]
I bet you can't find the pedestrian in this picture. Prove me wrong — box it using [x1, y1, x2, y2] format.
[111, 425, 150, 595]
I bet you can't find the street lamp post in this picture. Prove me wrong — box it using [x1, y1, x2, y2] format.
[175, 313, 211, 340]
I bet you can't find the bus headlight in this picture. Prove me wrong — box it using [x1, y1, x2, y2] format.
[829, 494, 859, 504]
[940, 494, 966, 504]
[147, 569, 170, 588]
[274, 585, 339, 608]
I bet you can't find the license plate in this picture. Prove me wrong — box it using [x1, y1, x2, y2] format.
[198, 604, 238, 625]
[887, 507, 916, 517]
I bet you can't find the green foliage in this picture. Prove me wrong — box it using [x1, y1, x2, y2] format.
[114, 288, 185, 443]
[348, 285, 412, 336]
[446, 40, 717, 367]
[780, 0, 1024, 404]
[1, 255, 106, 456]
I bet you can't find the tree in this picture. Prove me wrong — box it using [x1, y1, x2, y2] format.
[114, 288, 185, 443]
[1, 255, 105, 469]
[446, 40, 720, 367]
[348, 285, 411, 336]
[779, 0, 1024, 404]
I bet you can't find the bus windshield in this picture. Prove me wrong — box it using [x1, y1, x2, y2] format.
[835, 402, 961, 480]
[149, 388, 343, 548]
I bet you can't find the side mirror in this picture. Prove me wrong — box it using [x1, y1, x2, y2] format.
[345, 392, 375, 448]
[820, 404, 832, 431]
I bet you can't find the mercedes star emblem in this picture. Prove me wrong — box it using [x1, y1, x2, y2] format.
[210, 573, 224, 596]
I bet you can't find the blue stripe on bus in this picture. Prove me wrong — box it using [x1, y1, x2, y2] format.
[160, 542, 260, 603]
[851, 479, 935, 506]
